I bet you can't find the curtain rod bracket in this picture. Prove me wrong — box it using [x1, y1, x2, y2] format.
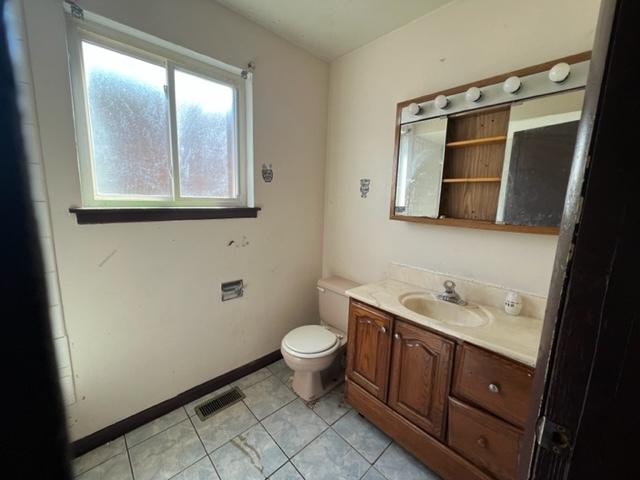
[241, 61, 255, 79]
[66, 1, 84, 20]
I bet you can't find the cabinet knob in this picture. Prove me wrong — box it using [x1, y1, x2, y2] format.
[394, 333, 400, 340]
[380, 326, 387, 334]
[477, 436, 488, 448]
[488, 383, 500, 393]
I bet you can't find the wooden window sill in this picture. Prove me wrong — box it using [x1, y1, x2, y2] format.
[69, 207, 261, 224]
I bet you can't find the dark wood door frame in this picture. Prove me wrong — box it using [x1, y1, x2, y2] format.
[518, 0, 640, 477]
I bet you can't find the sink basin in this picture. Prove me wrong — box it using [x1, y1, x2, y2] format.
[399, 293, 490, 327]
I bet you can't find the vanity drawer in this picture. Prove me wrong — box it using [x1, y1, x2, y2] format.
[448, 398, 522, 480]
[452, 344, 533, 427]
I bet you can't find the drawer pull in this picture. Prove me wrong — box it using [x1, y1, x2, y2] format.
[477, 436, 488, 448]
[488, 383, 500, 393]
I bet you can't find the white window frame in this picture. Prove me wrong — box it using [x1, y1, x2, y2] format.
[64, 6, 253, 208]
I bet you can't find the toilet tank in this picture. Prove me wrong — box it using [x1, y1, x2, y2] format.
[318, 276, 360, 333]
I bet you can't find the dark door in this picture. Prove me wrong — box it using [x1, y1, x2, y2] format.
[519, 1, 640, 478]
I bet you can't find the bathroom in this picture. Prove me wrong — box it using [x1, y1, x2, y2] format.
[3, 0, 637, 479]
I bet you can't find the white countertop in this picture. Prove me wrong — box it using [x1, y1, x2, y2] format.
[347, 279, 543, 367]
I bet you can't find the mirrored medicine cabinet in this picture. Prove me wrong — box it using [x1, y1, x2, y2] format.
[391, 53, 590, 235]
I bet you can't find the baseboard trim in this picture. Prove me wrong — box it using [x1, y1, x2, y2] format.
[70, 349, 282, 457]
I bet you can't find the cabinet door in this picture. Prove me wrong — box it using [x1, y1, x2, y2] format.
[388, 319, 454, 439]
[346, 301, 393, 401]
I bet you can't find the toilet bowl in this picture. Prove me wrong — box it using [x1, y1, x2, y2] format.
[281, 276, 359, 401]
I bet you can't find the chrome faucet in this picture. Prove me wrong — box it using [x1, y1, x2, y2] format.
[437, 280, 467, 306]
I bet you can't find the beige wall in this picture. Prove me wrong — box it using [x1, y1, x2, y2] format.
[22, 0, 328, 440]
[323, 0, 600, 296]
[21, 0, 601, 442]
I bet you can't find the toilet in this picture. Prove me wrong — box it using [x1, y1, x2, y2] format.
[281, 276, 359, 401]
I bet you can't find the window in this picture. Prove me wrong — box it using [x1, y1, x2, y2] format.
[65, 8, 252, 210]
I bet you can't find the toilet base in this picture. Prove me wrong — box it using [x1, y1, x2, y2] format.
[285, 349, 345, 402]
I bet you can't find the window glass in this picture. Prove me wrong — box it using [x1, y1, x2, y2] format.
[82, 41, 172, 198]
[175, 69, 236, 198]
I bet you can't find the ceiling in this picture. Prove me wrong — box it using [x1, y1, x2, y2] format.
[215, 0, 454, 61]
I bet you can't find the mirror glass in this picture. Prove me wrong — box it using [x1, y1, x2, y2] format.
[496, 90, 584, 227]
[394, 117, 447, 217]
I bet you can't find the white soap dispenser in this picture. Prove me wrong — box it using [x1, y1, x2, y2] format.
[504, 291, 523, 316]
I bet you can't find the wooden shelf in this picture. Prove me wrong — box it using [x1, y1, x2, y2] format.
[442, 177, 502, 184]
[440, 108, 509, 222]
[446, 136, 507, 148]
[389, 214, 560, 235]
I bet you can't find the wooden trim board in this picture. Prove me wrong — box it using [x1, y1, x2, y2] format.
[69, 207, 261, 224]
[389, 214, 560, 235]
[69, 349, 282, 457]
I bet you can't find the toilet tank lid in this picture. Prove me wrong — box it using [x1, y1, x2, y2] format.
[317, 276, 360, 297]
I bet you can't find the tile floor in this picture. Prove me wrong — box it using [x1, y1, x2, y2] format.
[73, 359, 440, 480]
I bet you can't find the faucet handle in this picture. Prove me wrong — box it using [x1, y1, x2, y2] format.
[443, 280, 456, 293]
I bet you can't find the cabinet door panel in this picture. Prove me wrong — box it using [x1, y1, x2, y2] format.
[388, 320, 454, 439]
[346, 301, 393, 401]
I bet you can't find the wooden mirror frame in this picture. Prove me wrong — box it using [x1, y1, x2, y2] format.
[389, 51, 591, 235]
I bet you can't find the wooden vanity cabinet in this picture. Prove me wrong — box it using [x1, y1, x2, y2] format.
[345, 298, 533, 480]
[388, 319, 454, 440]
[346, 301, 393, 401]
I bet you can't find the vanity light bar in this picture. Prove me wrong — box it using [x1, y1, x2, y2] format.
[400, 60, 590, 125]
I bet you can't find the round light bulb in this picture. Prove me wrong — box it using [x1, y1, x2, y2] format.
[503, 76, 521, 94]
[407, 103, 422, 116]
[549, 62, 571, 83]
[465, 87, 482, 102]
[434, 95, 449, 110]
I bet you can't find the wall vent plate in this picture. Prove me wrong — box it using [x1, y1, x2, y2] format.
[194, 387, 245, 421]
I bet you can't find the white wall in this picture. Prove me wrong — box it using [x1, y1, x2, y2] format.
[323, 0, 600, 296]
[21, 0, 328, 441]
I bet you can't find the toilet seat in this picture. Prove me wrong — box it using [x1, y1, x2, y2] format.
[282, 325, 339, 358]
